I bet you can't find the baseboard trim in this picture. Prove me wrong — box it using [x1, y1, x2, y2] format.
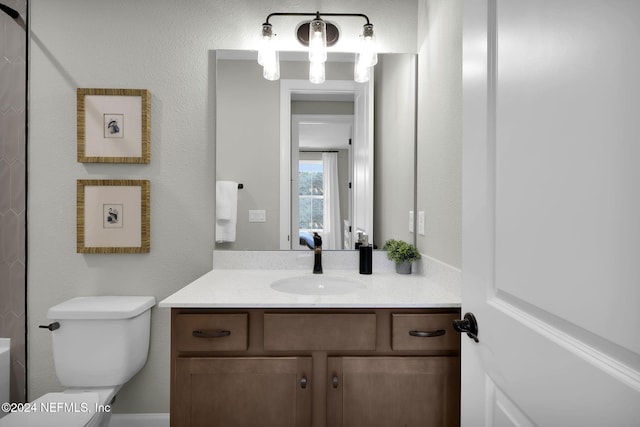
[108, 413, 169, 427]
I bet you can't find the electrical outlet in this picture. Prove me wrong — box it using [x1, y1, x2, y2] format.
[418, 211, 425, 235]
[409, 211, 414, 233]
[248, 210, 266, 223]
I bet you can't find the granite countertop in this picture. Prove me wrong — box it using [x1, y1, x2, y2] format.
[159, 251, 461, 309]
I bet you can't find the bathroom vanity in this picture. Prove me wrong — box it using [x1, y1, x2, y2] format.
[160, 252, 461, 427]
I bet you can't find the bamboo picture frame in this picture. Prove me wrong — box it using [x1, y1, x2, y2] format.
[77, 180, 150, 253]
[77, 88, 151, 163]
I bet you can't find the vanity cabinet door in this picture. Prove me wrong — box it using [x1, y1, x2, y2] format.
[326, 357, 460, 427]
[173, 357, 312, 427]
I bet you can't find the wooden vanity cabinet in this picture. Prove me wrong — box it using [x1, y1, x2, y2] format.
[174, 356, 312, 427]
[171, 308, 461, 427]
[327, 356, 458, 427]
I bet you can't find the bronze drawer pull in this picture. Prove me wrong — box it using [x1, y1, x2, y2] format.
[300, 376, 308, 389]
[192, 329, 232, 338]
[332, 375, 339, 389]
[408, 329, 446, 338]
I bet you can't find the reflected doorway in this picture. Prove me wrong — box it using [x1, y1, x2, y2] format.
[292, 115, 353, 250]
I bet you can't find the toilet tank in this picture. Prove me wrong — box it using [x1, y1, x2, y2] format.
[47, 296, 155, 388]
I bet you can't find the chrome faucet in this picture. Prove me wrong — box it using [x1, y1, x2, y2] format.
[313, 232, 323, 274]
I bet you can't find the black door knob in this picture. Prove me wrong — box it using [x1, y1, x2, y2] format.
[453, 312, 479, 343]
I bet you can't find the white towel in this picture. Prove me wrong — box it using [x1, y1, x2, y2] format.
[216, 181, 238, 243]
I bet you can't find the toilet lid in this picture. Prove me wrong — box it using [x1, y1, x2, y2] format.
[0, 392, 99, 427]
[48, 296, 156, 320]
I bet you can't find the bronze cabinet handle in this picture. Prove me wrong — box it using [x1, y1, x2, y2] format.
[408, 329, 446, 338]
[300, 376, 308, 389]
[192, 329, 231, 338]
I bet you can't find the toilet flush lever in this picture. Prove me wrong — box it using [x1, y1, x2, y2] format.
[39, 322, 60, 332]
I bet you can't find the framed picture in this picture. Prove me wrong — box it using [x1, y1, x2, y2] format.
[77, 180, 150, 253]
[77, 88, 151, 163]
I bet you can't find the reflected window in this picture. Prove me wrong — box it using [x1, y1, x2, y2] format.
[299, 160, 324, 232]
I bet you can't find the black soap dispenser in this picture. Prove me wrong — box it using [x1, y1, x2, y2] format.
[359, 234, 372, 275]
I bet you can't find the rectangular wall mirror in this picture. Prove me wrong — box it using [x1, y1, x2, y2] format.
[215, 49, 416, 251]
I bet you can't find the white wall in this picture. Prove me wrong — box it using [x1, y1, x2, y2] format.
[416, 0, 462, 268]
[28, 0, 419, 413]
[216, 59, 280, 250]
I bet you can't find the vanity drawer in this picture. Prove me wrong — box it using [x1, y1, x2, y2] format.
[391, 313, 460, 351]
[264, 313, 376, 351]
[174, 314, 248, 351]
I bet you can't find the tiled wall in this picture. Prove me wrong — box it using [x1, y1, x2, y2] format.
[0, 0, 27, 403]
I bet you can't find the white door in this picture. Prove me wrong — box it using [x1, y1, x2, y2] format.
[461, 0, 640, 425]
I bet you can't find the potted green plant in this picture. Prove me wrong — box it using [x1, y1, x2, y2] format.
[382, 239, 421, 274]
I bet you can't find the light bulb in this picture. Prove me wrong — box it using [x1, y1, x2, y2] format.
[308, 18, 327, 63]
[357, 24, 378, 68]
[258, 23, 280, 80]
[257, 24, 273, 66]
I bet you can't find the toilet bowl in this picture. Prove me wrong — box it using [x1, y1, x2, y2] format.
[0, 296, 155, 427]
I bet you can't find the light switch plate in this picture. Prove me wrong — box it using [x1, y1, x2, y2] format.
[248, 210, 266, 223]
[409, 211, 414, 233]
[418, 211, 425, 235]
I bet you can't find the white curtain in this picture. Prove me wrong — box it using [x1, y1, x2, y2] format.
[322, 152, 341, 250]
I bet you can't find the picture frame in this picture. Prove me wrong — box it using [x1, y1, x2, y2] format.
[77, 88, 151, 163]
[77, 180, 150, 253]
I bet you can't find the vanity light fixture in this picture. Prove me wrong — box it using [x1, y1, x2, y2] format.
[258, 11, 377, 84]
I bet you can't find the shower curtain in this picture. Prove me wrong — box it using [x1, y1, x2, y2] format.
[322, 152, 341, 250]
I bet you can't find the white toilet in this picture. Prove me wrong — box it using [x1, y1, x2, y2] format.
[0, 296, 155, 427]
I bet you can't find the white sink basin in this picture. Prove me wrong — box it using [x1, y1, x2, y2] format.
[270, 275, 366, 295]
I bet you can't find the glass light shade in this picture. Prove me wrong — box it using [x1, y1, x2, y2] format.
[309, 60, 325, 84]
[263, 50, 280, 81]
[354, 57, 370, 83]
[258, 24, 280, 80]
[257, 24, 274, 66]
[308, 19, 327, 63]
[357, 24, 378, 68]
